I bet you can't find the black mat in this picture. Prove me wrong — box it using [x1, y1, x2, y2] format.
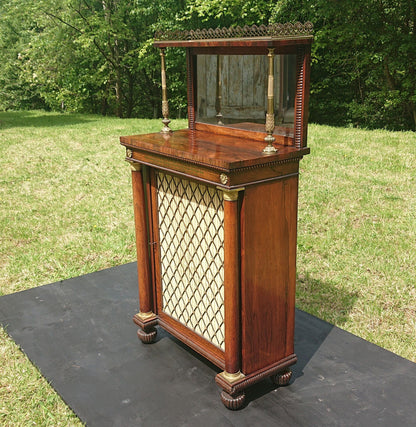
[1, 263, 415, 426]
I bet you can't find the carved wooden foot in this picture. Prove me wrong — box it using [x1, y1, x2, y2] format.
[133, 313, 157, 344]
[137, 326, 157, 344]
[220, 390, 245, 410]
[270, 368, 292, 386]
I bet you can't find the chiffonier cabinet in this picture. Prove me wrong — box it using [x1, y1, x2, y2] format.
[120, 23, 313, 409]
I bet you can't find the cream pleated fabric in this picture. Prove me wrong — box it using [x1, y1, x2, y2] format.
[157, 172, 225, 350]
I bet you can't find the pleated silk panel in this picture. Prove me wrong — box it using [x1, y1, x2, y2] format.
[156, 172, 225, 350]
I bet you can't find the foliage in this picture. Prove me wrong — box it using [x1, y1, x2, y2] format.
[0, 1, 47, 110]
[183, 0, 276, 27]
[0, 0, 186, 118]
[0, 1, 415, 129]
[271, 0, 416, 130]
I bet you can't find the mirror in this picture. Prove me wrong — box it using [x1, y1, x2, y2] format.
[196, 54, 296, 136]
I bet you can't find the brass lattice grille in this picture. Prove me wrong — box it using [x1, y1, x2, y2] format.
[154, 22, 313, 41]
[156, 172, 225, 350]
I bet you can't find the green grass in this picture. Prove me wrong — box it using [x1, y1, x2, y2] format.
[297, 125, 416, 358]
[1, 111, 415, 424]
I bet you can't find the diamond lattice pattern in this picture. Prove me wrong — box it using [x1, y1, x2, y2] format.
[157, 172, 225, 350]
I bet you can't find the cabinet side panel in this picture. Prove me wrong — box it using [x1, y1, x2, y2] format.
[241, 175, 299, 374]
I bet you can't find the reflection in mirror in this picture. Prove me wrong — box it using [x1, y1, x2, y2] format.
[196, 54, 296, 137]
[215, 55, 224, 125]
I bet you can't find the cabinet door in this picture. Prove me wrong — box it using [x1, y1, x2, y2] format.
[150, 169, 226, 366]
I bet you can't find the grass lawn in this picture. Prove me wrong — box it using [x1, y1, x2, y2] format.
[1, 110, 415, 424]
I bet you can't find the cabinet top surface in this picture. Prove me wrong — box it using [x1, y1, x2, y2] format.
[120, 129, 309, 171]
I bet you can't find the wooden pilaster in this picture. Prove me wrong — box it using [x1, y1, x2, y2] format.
[222, 188, 244, 375]
[130, 163, 153, 316]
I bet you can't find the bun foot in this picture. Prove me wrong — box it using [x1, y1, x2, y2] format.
[220, 391, 245, 410]
[271, 368, 292, 386]
[137, 327, 157, 344]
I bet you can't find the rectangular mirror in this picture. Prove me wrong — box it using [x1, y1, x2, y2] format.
[196, 54, 296, 137]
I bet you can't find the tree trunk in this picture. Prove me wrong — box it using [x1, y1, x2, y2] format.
[126, 71, 134, 118]
[115, 68, 123, 118]
[409, 102, 416, 131]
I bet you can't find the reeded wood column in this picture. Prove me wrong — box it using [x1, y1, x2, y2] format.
[221, 188, 244, 378]
[130, 163, 153, 317]
[216, 187, 245, 409]
[131, 162, 157, 343]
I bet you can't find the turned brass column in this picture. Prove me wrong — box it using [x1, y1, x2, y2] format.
[263, 48, 278, 154]
[215, 55, 224, 125]
[160, 48, 172, 133]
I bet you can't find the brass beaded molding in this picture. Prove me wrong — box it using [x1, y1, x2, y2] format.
[231, 157, 301, 174]
[155, 22, 313, 41]
[123, 149, 300, 177]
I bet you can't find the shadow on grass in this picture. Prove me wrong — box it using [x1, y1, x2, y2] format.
[0, 110, 99, 129]
[292, 272, 359, 378]
[296, 272, 359, 328]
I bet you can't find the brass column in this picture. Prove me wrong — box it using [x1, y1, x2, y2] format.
[215, 55, 224, 125]
[160, 48, 172, 133]
[263, 48, 278, 154]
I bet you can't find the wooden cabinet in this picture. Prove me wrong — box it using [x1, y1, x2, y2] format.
[120, 23, 313, 409]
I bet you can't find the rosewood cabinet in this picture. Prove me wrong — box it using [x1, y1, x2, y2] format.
[120, 23, 313, 410]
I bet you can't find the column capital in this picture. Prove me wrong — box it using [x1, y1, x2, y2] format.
[130, 162, 142, 172]
[218, 187, 245, 202]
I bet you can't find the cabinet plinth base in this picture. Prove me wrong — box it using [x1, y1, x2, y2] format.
[215, 354, 297, 409]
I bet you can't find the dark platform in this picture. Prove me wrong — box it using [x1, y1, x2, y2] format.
[1, 263, 415, 426]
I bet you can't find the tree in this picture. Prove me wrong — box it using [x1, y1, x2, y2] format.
[39, 0, 186, 118]
[1, 0, 415, 129]
[271, 0, 416, 130]
[183, 0, 276, 28]
[0, 0, 49, 110]
[0, 0, 187, 118]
